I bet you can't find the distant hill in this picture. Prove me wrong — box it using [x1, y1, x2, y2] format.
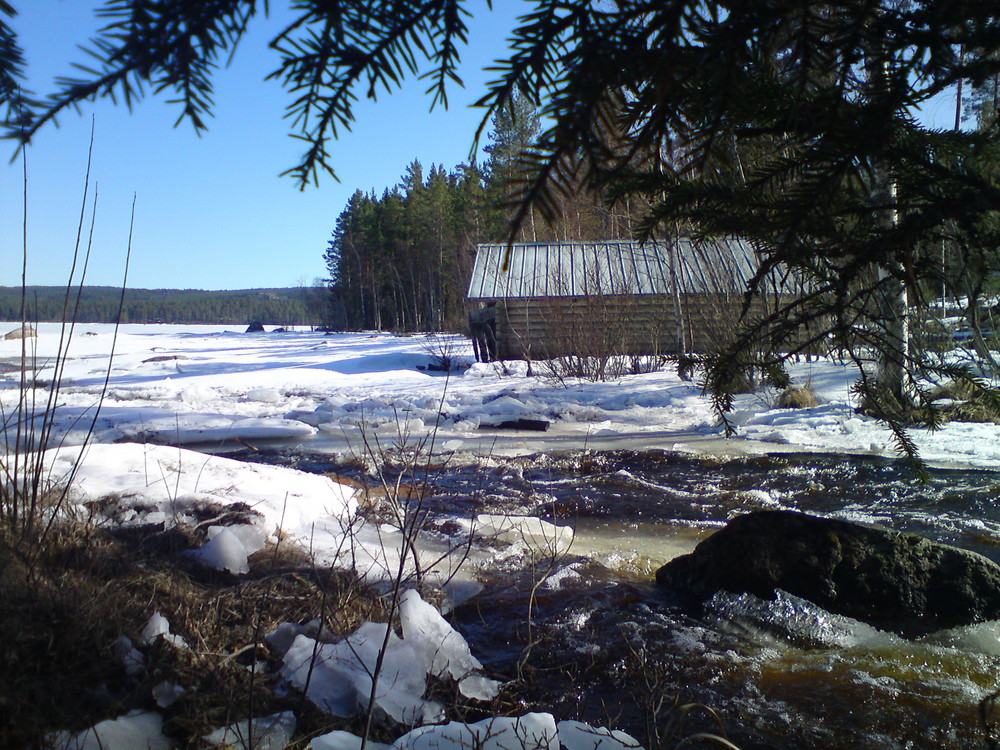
[0, 286, 328, 326]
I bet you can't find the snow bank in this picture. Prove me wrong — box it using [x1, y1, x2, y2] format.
[45, 441, 356, 551]
[27, 441, 574, 586]
[6, 324, 1000, 466]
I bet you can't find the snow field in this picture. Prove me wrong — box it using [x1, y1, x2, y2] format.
[6, 323, 1000, 465]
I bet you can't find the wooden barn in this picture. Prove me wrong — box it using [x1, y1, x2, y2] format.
[466, 239, 786, 361]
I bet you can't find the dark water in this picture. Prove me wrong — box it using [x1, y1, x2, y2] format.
[233, 448, 1000, 749]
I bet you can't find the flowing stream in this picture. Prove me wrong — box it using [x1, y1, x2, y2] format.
[232, 448, 1000, 749]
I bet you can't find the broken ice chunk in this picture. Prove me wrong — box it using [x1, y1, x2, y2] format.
[151, 681, 186, 709]
[112, 635, 145, 678]
[311, 729, 392, 750]
[50, 710, 172, 750]
[187, 523, 267, 575]
[280, 623, 445, 725]
[139, 612, 188, 649]
[557, 720, 644, 750]
[202, 710, 295, 750]
[399, 589, 482, 680]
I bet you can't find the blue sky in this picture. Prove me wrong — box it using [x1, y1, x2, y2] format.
[1, 1, 963, 292]
[0, 1, 527, 290]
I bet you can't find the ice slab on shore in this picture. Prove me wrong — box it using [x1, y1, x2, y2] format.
[557, 720, 644, 750]
[394, 713, 559, 750]
[203, 711, 295, 750]
[49, 710, 172, 750]
[280, 622, 444, 725]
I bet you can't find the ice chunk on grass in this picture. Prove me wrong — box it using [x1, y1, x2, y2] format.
[311, 730, 392, 750]
[140, 612, 188, 649]
[50, 710, 172, 750]
[187, 523, 267, 575]
[203, 710, 295, 749]
[113, 635, 145, 677]
[280, 623, 444, 725]
[394, 713, 558, 750]
[557, 721, 644, 750]
[458, 672, 502, 701]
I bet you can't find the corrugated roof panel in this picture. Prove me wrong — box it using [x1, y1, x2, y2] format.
[514, 244, 528, 297]
[467, 239, 779, 300]
[468, 247, 484, 297]
[605, 244, 625, 294]
[568, 243, 582, 296]
[632, 243, 646, 293]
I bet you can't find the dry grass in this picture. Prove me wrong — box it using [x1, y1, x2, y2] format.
[0, 518, 384, 748]
[929, 381, 1000, 424]
[774, 385, 819, 409]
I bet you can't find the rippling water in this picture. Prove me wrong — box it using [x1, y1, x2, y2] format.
[234, 448, 1000, 749]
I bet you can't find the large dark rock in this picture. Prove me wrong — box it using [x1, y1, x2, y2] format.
[656, 510, 1000, 633]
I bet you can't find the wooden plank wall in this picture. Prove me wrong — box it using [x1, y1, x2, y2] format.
[486, 294, 769, 360]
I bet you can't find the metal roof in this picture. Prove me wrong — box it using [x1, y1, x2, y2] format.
[467, 239, 765, 299]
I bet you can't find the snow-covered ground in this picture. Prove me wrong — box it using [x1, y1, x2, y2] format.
[5, 322, 1000, 749]
[4, 322, 1000, 467]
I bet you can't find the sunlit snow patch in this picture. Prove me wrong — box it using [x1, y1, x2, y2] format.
[311, 730, 392, 750]
[47, 442, 357, 554]
[315, 716, 639, 750]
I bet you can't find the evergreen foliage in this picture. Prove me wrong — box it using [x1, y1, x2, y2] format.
[0, 286, 322, 326]
[322, 115, 638, 333]
[324, 161, 490, 332]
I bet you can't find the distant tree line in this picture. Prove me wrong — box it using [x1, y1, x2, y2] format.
[0, 286, 324, 326]
[323, 95, 641, 332]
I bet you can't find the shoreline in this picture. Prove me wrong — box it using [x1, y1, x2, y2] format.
[204, 423, 950, 467]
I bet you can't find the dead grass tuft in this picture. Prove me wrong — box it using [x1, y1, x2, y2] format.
[929, 381, 1000, 424]
[774, 385, 819, 409]
[0, 518, 383, 747]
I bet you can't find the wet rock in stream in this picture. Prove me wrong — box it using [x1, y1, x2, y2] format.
[656, 509, 1000, 634]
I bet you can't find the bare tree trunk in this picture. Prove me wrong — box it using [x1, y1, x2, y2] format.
[874, 180, 909, 402]
[875, 265, 909, 398]
[670, 240, 686, 352]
